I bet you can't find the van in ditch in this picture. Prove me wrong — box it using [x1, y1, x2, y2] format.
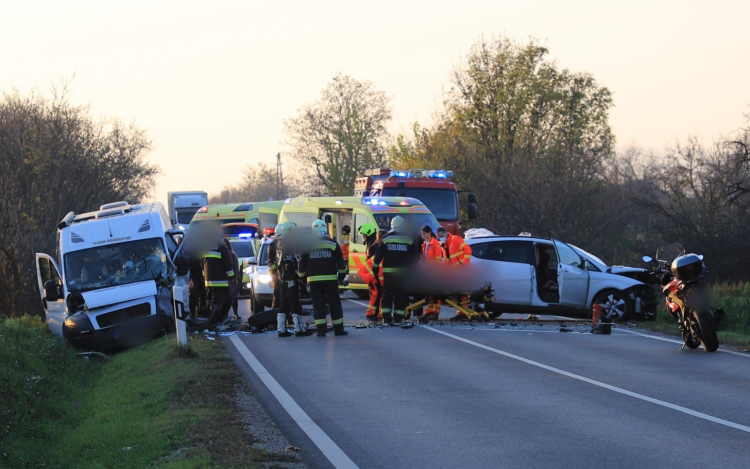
[35, 201, 185, 350]
[278, 196, 440, 293]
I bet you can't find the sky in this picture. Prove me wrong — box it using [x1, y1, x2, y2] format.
[1, 0, 748, 207]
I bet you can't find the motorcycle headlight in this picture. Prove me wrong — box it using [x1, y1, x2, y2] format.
[258, 274, 272, 284]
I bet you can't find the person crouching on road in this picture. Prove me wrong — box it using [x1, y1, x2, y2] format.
[436, 226, 473, 321]
[420, 225, 445, 323]
[275, 222, 312, 337]
[299, 219, 349, 337]
[373, 216, 419, 324]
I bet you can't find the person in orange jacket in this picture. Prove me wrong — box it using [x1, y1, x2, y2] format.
[436, 226, 472, 320]
[356, 223, 382, 321]
[420, 225, 445, 322]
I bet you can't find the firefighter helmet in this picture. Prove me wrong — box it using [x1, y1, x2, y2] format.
[391, 216, 405, 230]
[359, 222, 376, 237]
[274, 223, 286, 238]
[311, 219, 327, 236]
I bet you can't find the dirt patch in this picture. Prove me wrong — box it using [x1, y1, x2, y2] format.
[235, 385, 308, 469]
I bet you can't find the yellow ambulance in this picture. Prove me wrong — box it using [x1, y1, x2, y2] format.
[278, 196, 440, 294]
[190, 201, 284, 235]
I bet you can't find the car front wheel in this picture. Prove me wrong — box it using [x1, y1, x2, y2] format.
[251, 292, 264, 314]
[593, 289, 631, 322]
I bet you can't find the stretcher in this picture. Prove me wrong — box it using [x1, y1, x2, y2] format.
[404, 283, 494, 321]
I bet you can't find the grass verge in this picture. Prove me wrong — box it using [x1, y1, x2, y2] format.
[637, 282, 750, 350]
[0, 316, 298, 468]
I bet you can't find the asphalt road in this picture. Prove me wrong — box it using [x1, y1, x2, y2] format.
[225, 293, 750, 469]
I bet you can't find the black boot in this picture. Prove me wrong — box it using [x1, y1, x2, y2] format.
[381, 313, 393, 324]
[333, 324, 348, 336]
[295, 330, 313, 337]
[393, 314, 404, 324]
[316, 324, 327, 337]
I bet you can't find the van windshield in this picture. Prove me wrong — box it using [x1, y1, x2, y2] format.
[65, 238, 169, 292]
[381, 188, 458, 221]
[372, 213, 440, 238]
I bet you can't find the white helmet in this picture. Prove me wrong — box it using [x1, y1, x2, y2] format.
[391, 215, 405, 230]
[311, 219, 327, 237]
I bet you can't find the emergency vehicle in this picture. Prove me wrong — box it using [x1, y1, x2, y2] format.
[354, 169, 477, 235]
[190, 201, 283, 235]
[35, 201, 185, 350]
[167, 191, 208, 228]
[278, 196, 440, 293]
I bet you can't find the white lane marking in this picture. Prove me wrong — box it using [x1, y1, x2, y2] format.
[229, 335, 360, 469]
[422, 326, 750, 433]
[347, 299, 370, 308]
[617, 328, 750, 358]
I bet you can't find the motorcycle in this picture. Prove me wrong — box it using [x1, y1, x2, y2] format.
[643, 243, 721, 352]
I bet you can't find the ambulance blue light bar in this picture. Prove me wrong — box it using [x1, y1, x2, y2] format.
[361, 197, 418, 206]
[390, 170, 411, 178]
[426, 170, 453, 179]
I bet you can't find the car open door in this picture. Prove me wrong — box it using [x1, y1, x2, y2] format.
[553, 239, 589, 308]
[35, 253, 66, 337]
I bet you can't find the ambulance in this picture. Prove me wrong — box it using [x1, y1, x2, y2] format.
[278, 196, 440, 293]
[190, 201, 284, 235]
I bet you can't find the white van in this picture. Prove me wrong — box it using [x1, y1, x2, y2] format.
[35, 201, 185, 350]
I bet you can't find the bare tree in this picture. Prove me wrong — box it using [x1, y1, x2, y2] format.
[0, 85, 158, 317]
[283, 74, 391, 195]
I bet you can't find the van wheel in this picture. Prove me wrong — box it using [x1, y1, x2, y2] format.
[593, 289, 631, 322]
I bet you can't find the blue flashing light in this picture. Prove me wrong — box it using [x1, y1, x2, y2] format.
[371, 198, 379, 205]
[237, 232, 254, 238]
[390, 170, 410, 178]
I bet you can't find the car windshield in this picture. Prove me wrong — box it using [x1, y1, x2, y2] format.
[257, 243, 270, 266]
[229, 239, 255, 258]
[381, 188, 458, 221]
[570, 244, 608, 271]
[372, 213, 440, 238]
[65, 238, 169, 292]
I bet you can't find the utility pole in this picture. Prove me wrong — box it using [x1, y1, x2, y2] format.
[276, 152, 284, 201]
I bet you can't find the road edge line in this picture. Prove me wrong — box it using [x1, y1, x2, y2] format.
[617, 328, 750, 358]
[228, 334, 360, 469]
[422, 325, 750, 433]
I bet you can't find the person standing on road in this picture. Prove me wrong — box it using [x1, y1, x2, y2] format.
[436, 226, 472, 321]
[275, 222, 312, 337]
[373, 216, 419, 324]
[357, 222, 382, 321]
[202, 225, 235, 327]
[420, 225, 445, 322]
[223, 238, 241, 321]
[299, 219, 348, 337]
[267, 225, 283, 310]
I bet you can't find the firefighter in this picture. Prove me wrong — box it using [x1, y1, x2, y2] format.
[357, 222, 381, 321]
[436, 226, 473, 320]
[202, 224, 235, 327]
[267, 224, 283, 310]
[299, 219, 348, 337]
[275, 222, 312, 337]
[420, 225, 445, 322]
[373, 216, 419, 324]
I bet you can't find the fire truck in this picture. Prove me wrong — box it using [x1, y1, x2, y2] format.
[354, 168, 477, 235]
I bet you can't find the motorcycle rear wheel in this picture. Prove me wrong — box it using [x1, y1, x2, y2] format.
[693, 309, 719, 352]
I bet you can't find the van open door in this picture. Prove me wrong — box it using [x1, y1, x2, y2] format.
[35, 253, 66, 337]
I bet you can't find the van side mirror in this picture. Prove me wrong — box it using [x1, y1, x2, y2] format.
[167, 229, 185, 245]
[174, 253, 190, 276]
[468, 193, 477, 204]
[468, 204, 478, 220]
[44, 279, 61, 302]
[324, 214, 332, 224]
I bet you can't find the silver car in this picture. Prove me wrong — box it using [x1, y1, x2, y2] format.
[244, 236, 275, 313]
[465, 235, 648, 321]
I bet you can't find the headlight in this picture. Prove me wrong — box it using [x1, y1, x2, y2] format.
[243, 266, 253, 274]
[258, 274, 272, 284]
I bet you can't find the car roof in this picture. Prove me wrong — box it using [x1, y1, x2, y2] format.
[464, 235, 552, 243]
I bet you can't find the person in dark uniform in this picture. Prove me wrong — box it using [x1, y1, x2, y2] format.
[275, 222, 312, 337]
[201, 225, 235, 327]
[299, 219, 348, 337]
[223, 238, 241, 320]
[372, 216, 419, 324]
[267, 225, 283, 310]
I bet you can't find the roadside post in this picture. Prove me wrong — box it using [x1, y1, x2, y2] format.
[173, 285, 188, 346]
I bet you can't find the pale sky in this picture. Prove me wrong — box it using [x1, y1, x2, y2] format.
[2, 0, 748, 207]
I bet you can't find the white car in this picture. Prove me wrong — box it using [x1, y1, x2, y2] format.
[465, 235, 649, 321]
[244, 236, 275, 313]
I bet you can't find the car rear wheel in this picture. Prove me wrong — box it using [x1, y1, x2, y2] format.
[593, 289, 631, 322]
[355, 290, 370, 300]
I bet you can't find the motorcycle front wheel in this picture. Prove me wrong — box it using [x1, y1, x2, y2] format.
[693, 309, 719, 352]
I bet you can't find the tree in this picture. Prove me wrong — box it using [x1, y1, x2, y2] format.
[390, 36, 619, 252]
[284, 74, 391, 195]
[0, 86, 158, 318]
